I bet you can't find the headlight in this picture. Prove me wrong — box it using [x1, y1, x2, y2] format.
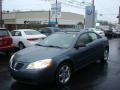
[9, 54, 16, 67]
[27, 59, 52, 70]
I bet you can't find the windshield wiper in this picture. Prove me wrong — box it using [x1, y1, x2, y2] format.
[36, 44, 45, 46]
[45, 45, 63, 48]
[36, 44, 63, 48]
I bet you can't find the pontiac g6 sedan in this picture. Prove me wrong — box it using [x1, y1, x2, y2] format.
[9, 30, 109, 85]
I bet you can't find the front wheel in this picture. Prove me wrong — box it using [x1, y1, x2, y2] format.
[100, 49, 109, 63]
[56, 63, 72, 85]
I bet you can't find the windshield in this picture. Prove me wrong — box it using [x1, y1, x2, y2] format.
[24, 30, 41, 35]
[37, 32, 78, 48]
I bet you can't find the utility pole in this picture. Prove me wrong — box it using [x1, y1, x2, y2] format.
[48, 9, 51, 26]
[92, 0, 95, 28]
[55, 0, 58, 27]
[118, 6, 120, 24]
[92, 0, 94, 6]
[0, 0, 2, 28]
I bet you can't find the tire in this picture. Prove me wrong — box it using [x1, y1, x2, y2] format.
[100, 49, 109, 63]
[55, 63, 72, 86]
[19, 42, 25, 50]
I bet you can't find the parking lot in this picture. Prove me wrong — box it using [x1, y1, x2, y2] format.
[0, 38, 120, 90]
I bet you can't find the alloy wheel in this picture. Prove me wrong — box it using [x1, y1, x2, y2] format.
[58, 64, 71, 85]
[19, 43, 25, 50]
[104, 50, 109, 61]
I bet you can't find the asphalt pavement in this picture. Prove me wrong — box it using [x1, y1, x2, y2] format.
[0, 38, 120, 90]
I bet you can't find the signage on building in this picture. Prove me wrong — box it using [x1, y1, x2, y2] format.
[24, 21, 42, 24]
[85, 5, 95, 28]
[51, 2, 61, 18]
[24, 20, 49, 25]
[86, 7, 93, 15]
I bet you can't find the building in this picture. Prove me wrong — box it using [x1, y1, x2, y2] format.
[2, 11, 84, 30]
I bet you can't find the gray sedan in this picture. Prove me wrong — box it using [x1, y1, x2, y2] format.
[9, 30, 109, 85]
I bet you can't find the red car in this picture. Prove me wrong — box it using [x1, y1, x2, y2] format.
[0, 28, 15, 54]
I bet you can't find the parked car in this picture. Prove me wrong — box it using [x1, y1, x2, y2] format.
[39, 27, 61, 36]
[112, 29, 120, 38]
[86, 28, 105, 37]
[11, 29, 46, 49]
[9, 30, 109, 85]
[0, 28, 15, 54]
[102, 28, 113, 38]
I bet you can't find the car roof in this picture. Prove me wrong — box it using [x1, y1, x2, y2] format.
[12, 29, 37, 31]
[0, 28, 8, 30]
[40, 27, 61, 29]
[59, 29, 93, 34]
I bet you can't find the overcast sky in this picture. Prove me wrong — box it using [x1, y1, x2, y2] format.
[2, 0, 120, 23]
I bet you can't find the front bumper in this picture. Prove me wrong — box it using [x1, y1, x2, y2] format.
[9, 64, 55, 85]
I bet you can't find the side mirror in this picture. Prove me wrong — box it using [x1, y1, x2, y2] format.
[75, 43, 86, 49]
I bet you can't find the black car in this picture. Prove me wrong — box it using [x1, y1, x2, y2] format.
[38, 27, 61, 36]
[103, 29, 113, 38]
[9, 30, 109, 85]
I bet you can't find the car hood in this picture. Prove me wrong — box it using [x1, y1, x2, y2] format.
[15, 46, 68, 62]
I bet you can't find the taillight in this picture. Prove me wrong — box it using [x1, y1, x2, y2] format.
[27, 38, 39, 41]
[2, 36, 13, 45]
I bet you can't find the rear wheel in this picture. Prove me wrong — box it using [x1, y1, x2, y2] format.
[19, 42, 25, 50]
[56, 63, 72, 85]
[100, 49, 109, 63]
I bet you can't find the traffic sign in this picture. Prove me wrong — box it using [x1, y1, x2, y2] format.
[51, 2, 61, 18]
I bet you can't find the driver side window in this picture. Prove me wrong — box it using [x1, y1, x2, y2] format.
[77, 33, 91, 45]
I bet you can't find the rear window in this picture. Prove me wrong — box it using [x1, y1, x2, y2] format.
[0, 30, 9, 37]
[24, 30, 41, 35]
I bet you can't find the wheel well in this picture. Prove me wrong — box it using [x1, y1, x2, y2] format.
[18, 41, 25, 48]
[18, 41, 23, 45]
[105, 46, 109, 51]
[59, 60, 74, 72]
[55, 59, 74, 85]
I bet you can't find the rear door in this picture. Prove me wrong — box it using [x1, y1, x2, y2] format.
[11, 31, 22, 47]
